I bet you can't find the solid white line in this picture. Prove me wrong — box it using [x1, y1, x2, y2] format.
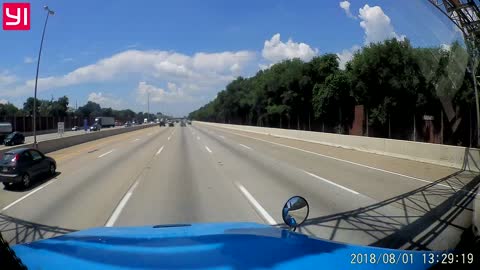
[235, 182, 276, 225]
[239, 143, 252, 150]
[1, 178, 59, 212]
[304, 170, 359, 195]
[132, 138, 140, 142]
[98, 150, 114, 158]
[105, 180, 140, 227]
[197, 136, 200, 140]
[156, 146, 164, 156]
[205, 146, 212, 153]
[213, 128, 443, 186]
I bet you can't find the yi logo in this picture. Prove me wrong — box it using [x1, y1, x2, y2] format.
[3, 3, 30, 30]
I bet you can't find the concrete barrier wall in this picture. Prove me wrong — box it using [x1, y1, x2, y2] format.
[0, 124, 156, 156]
[195, 121, 480, 172]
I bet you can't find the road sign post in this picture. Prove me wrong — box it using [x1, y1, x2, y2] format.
[57, 122, 64, 137]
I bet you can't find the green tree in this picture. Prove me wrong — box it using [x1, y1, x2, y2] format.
[78, 101, 101, 117]
[0, 103, 19, 116]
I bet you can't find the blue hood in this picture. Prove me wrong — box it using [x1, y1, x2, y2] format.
[12, 222, 440, 269]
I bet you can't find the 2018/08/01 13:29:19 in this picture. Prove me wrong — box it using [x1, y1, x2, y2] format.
[350, 252, 475, 265]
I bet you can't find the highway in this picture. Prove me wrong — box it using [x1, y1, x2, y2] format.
[0, 122, 476, 251]
[0, 125, 127, 150]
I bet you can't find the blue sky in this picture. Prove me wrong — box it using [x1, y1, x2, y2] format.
[0, 0, 463, 116]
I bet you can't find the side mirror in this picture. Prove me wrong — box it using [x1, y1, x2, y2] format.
[282, 196, 309, 231]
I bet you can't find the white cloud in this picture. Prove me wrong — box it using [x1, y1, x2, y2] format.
[358, 5, 405, 44]
[0, 71, 17, 85]
[0, 99, 8, 104]
[340, 1, 356, 19]
[24, 57, 34, 64]
[337, 45, 361, 69]
[136, 81, 194, 104]
[3, 49, 256, 97]
[440, 43, 452, 52]
[62, 57, 74, 62]
[262, 33, 318, 63]
[87, 92, 123, 109]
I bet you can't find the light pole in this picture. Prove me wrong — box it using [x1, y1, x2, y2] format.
[33, 5, 55, 149]
[147, 91, 150, 122]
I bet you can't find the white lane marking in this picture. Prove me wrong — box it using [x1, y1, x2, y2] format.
[235, 182, 276, 225]
[132, 138, 140, 142]
[156, 146, 164, 156]
[212, 128, 446, 186]
[219, 135, 225, 139]
[205, 146, 212, 153]
[168, 136, 171, 141]
[98, 149, 114, 158]
[239, 144, 252, 150]
[1, 178, 59, 212]
[303, 171, 359, 195]
[105, 180, 140, 227]
[197, 136, 200, 140]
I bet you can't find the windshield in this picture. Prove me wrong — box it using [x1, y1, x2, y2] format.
[0, 0, 479, 267]
[5, 133, 15, 139]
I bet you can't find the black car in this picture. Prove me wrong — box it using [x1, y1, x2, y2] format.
[168, 121, 174, 127]
[0, 148, 56, 189]
[4, 132, 25, 146]
[180, 121, 186, 127]
[90, 124, 101, 131]
[159, 120, 166, 127]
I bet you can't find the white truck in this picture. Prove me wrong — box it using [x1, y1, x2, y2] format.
[94, 117, 115, 128]
[0, 122, 13, 141]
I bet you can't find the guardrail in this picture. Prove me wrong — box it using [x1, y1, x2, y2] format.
[194, 121, 480, 172]
[0, 124, 157, 155]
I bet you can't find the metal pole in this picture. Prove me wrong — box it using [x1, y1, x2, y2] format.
[413, 113, 416, 142]
[470, 104, 473, 147]
[366, 109, 369, 137]
[388, 115, 391, 139]
[147, 92, 150, 121]
[33, 6, 54, 149]
[471, 57, 480, 147]
[440, 109, 444, 144]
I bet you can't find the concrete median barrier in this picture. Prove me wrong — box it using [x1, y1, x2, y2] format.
[0, 124, 156, 155]
[194, 121, 480, 172]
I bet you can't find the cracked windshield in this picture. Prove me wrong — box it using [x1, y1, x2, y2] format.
[0, 0, 479, 269]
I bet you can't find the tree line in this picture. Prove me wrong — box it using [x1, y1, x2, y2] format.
[0, 97, 160, 124]
[189, 39, 476, 145]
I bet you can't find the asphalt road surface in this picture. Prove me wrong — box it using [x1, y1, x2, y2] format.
[0, 122, 476, 251]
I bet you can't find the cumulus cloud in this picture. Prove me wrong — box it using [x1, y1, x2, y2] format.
[440, 43, 452, 52]
[340, 1, 356, 19]
[0, 71, 17, 85]
[358, 5, 405, 44]
[88, 92, 123, 109]
[337, 45, 361, 69]
[136, 81, 194, 104]
[262, 33, 318, 63]
[4, 49, 256, 98]
[24, 57, 34, 64]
